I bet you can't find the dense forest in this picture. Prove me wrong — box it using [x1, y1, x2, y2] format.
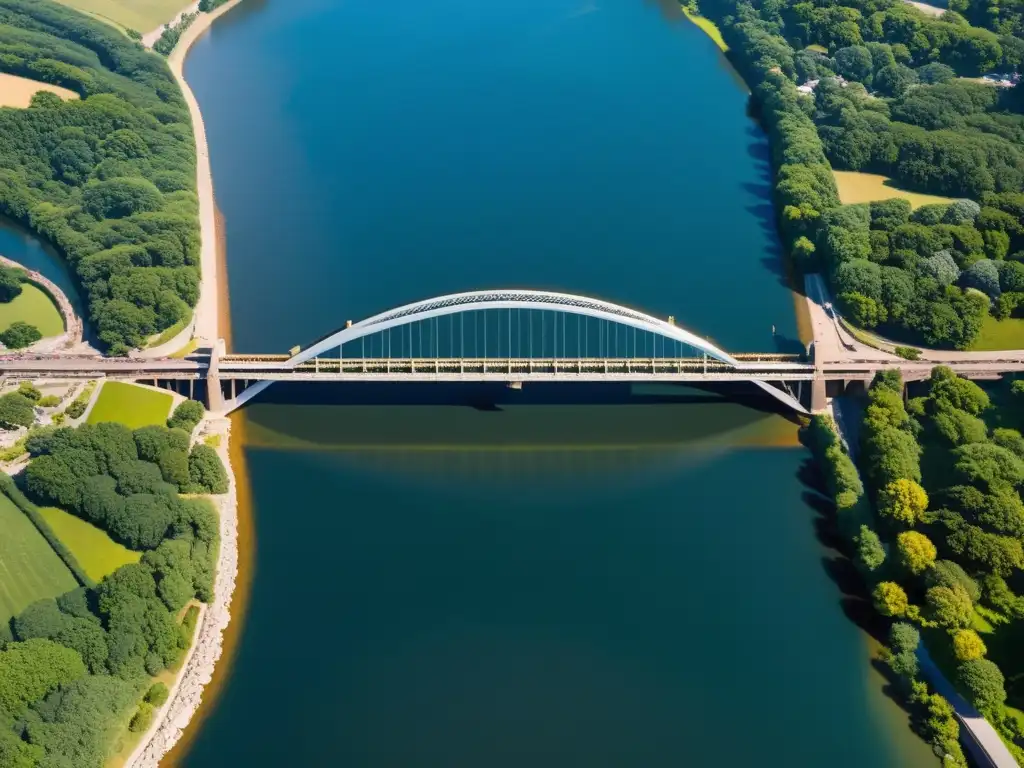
[706, 0, 1024, 348]
[814, 370, 1024, 764]
[954, 0, 1024, 39]
[0, 0, 199, 353]
[0, 413, 226, 766]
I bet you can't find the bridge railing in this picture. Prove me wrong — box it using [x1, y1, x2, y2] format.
[217, 357, 815, 377]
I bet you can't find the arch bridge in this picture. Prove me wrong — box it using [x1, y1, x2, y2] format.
[213, 289, 815, 413]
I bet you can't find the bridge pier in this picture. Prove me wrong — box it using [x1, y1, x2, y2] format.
[206, 341, 224, 412]
[811, 375, 827, 413]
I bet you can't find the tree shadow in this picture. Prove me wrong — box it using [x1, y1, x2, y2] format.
[797, 456, 890, 643]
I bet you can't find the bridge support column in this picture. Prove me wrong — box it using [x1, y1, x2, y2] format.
[206, 341, 224, 412]
[810, 375, 827, 413]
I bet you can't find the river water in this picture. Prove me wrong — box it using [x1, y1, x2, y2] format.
[0, 0, 936, 764]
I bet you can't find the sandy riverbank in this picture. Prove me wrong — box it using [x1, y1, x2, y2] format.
[125, 4, 248, 765]
[157, 0, 247, 353]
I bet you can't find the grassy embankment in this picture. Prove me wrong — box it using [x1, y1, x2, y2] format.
[971, 315, 1024, 351]
[0, 283, 65, 337]
[832, 171, 959, 209]
[680, 5, 728, 52]
[52, 0, 191, 32]
[0, 494, 77, 624]
[37, 506, 141, 582]
[87, 381, 174, 429]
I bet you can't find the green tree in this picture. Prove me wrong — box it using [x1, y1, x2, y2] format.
[0, 265, 25, 302]
[0, 321, 43, 349]
[927, 585, 973, 628]
[188, 444, 228, 494]
[855, 525, 886, 572]
[834, 45, 874, 84]
[874, 581, 909, 617]
[897, 531, 937, 574]
[13, 598, 68, 641]
[925, 560, 981, 602]
[54, 617, 110, 674]
[932, 406, 988, 446]
[929, 367, 990, 415]
[0, 392, 36, 429]
[0, 638, 86, 716]
[863, 427, 922, 487]
[887, 621, 920, 679]
[953, 443, 1024, 487]
[957, 658, 1006, 710]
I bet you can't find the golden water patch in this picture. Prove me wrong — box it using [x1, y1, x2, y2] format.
[833, 171, 959, 210]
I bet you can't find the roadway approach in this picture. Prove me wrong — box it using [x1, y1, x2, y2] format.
[4, 284, 1024, 416]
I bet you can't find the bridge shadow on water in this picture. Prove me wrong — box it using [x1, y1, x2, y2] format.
[234, 380, 804, 460]
[243, 379, 798, 416]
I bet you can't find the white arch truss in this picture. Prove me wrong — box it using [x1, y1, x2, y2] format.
[227, 289, 808, 414]
[289, 289, 739, 367]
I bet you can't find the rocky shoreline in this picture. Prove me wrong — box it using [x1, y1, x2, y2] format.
[125, 418, 238, 767]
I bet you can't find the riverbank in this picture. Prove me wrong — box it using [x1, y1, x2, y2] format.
[159, 0, 246, 352]
[123, 4, 247, 765]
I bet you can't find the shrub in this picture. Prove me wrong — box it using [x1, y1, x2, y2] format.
[145, 681, 169, 707]
[894, 346, 921, 360]
[37, 395, 61, 407]
[167, 400, 204, 433]
[18, 382, 41, 402]
[129, 702, 155, 733]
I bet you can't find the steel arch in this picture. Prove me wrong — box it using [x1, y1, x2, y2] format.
[288, 289, 737, 367]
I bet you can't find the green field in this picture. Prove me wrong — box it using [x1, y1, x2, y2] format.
[970, 315, 1024, 351]
[37, 506, 140, 583]
[0, 495, 77, 624]
[87, 381, 173, 429]
[0, 283, 65, 337]
[53, 0, 189, 33]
